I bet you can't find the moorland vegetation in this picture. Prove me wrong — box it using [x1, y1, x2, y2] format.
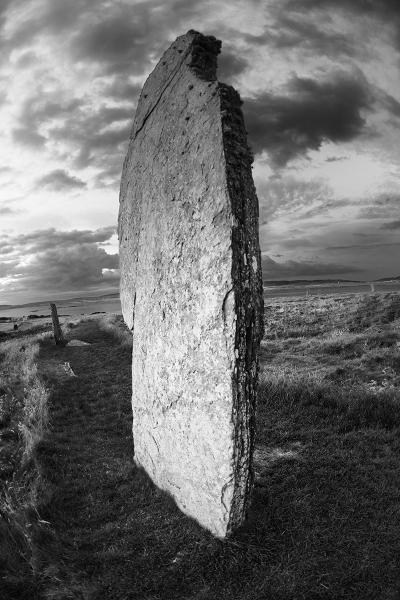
[0, 292, 399, 599]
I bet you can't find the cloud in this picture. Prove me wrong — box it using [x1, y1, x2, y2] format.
[0, 227, 119, 297]
[47, 103, 133, 172]
[357, 194, 400, 220]
[0, 0, 14, 30]
[256, 176, 334, 223]
[378, 91, 400, 119]
[0, 205, 15, 215]
[14, 51, 39, 69]
[37, 169, 86, 190]
[381, 220, 400, 230]
[12, 95, 82, 149]
[244, 71, 372, 165]
[13, 226, 116, 252]
[12, 128, 46, 148]
[20, 244, 118, 291]
[71, 9, 157, 75]
[217, 48, 248, 81]
[262, 254, 362, 280]
[5, 0, 204, 75]
[0, 242, 14, 255]
[6, 0, 96, 49]
[13, 90, 133, 179]
[326, 241, 400, 251]
[103, 79, 142, 103]
[284, 0, 400, 49]
[287, 0, 400, 16]
[0, 259, 19, 278]
[269, 14, 354, 56]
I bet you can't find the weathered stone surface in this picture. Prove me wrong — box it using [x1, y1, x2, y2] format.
[118, 31, 264, 538]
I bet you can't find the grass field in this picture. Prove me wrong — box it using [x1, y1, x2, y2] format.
[0, 292, 399, 599]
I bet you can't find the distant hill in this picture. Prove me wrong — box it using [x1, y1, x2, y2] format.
[376, 275, 400, 282]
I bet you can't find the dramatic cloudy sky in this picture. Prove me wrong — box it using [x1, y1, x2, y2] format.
[1, 0, 399, 303]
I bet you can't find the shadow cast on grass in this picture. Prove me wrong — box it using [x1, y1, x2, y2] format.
[27, 321, 400, 600]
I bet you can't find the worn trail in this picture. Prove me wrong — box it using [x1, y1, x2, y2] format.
[37, 320, 209, 599]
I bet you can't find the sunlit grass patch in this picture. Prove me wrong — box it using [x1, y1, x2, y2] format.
[97, 313, 132, 347]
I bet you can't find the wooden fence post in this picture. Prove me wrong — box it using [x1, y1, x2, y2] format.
[50, 303, 65, 346]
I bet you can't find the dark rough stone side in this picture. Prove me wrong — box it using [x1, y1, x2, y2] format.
[219, 84, 264, 532]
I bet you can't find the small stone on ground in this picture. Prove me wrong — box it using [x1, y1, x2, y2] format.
[67, 339, 91, 346]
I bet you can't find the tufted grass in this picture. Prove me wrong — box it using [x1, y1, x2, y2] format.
[0, 331, 52, 599]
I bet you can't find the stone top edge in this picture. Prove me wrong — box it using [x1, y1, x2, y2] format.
[130, 32, 222, 140]
[184, 30, 222, 82]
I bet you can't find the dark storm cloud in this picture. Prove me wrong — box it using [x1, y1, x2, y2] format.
[286, 0, 400, 17]
[381, 220, 400, 230]
[270, 16, 354, 56]
[6, 0, 95, 49]
[19, 244, 118, 291]
[0, 227, 119, 294]
[13, 227, 116, 252]
[262, 255, 362, 280]
[5, 0, 205, 76]
[50, 118, 131, 173]
[285, 0, 400, 48]
[242, 1, 358, 59]
[69, 0, 218, 75]
[12, 96, 82, 149]
[217, 49, 248, 81]
[103, 79, 142, 103]
[46, 102, 133, 182]
[244, 71, 372, 165]
[71, 10, 157, 75]
[36, 169, 86, 191]
[14, 91, 133, 179]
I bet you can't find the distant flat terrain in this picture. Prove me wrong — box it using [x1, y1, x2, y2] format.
[0, 294, 122, 334]
[264, 280, 400, 298]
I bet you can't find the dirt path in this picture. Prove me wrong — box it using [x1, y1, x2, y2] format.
[36, 320, 211, 600]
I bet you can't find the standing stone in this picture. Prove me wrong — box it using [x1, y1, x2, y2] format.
[118, 30, 264, 538]
[50, 303, 65, 346]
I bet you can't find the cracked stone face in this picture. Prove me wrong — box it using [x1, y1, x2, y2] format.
[118, 30, 264, 538]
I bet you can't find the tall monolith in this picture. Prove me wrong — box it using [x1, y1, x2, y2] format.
[118, 30, 264, 538]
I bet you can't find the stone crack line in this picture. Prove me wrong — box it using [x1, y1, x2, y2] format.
[133, 45, 192, 141]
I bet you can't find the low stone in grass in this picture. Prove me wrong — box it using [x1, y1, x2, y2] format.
[66, 340, 91, 347]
